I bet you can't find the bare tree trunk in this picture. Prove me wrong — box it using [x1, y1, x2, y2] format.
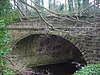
[74, 0, 78, 15]
[41, 0, 44, 6]
[83, 0, 89, 15]
[96, 0, 100, 8]
[94, 0, 96, 5]
[53, 0, 56, 11]
[77, 0, 81, 16]
[68, 0, 73, 15]
[25, 0, 27, 15]
[14, 0, 16, 9]
[64, 0, 67, 13]
[49, 0, 52, 10]
[41, 0, 44, 13]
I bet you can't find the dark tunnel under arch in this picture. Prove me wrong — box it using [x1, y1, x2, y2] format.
[8, 33, 88, 75]
[10, 34, 86, 66]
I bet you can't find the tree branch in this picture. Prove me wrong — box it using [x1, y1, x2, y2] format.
[30, 0, 96, 25]
[19, 0, 55, 30]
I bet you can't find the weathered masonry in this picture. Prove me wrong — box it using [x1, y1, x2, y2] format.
[7, 16, 100, 69]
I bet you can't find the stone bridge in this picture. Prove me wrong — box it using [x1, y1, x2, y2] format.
[7, 16, 100, 69]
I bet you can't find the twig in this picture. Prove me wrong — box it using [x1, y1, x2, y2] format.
[2, 56, 15, 67]
[15, 60, 30, 75]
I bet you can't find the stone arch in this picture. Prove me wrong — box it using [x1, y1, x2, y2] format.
[9, 31, 88, 68]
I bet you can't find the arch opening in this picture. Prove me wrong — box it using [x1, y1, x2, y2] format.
[9, 34, 86, 75]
